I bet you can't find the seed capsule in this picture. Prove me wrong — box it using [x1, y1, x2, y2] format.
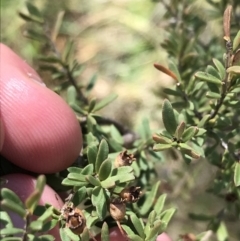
[109, 200, 126, 221]
[114, 150, 136, 167]
[120, 186, 142, 203]
[61, 202, 86, 235]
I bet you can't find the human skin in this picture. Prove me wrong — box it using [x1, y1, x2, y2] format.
[0, 43, 172, 241]
[0, 44, 82, 173]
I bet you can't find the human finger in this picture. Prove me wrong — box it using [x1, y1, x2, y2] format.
[0, 44, 82, 173]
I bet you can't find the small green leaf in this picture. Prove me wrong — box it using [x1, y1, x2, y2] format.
[85, 175, 101, 186]
[93, 94, 118, 112]
[28, 220, 44, 231]
[62, 39, 74, 63]
[212, 58, 226, 79]
[145, 220, 163, 241]
[144, 210, 157, 236]
[88, 98, 97, 113]
[169, 59, 182, 82]
[72, 187, 87, 205]
[98, 159, 112, 181]
[161, 208, 176, 227]
[81, 164, 94, 175]
[179, 143, 193, 151]
[141, 118, 151, 140]
[234, 162, 240, 186]
[41, 219, 58, 233]
[163, 87, 181, 96]
[38, 234, 55, 241]
[25, 190, 41, 214]
[122, 225, 135, 236]
[2, 238, 22, 241]
[59, 228, 71, 241]
[87, 144, 98, 166]
[216, 221, 228, 241]
[37, 206, 54, 222]
[101, 222, 110, 241]
[162, 99, 178, 135]
[87, 115, 97, 132]
[233, 30, 240, 51]
[175, 121, 186, 140]
[62, 228, 80, 241]
[152, 134, 172, 144]
[0, 227, 24, 235]
[182, 126, 198, 142]
[206, 91, 221, 99]
[206, 65, 221, 79]
[101, 180, 116, 190]
[0, 211, 13, 228]
[86, 74, 97, 92]
[83, 211, 99, 228]
[112, 166, 133, 176]
[23, 29, 47, 42]
[26, 2, 43, 20]
[110, 125, 123, 144]
[1, 188, 25, 209]
[227, 66, 240, 74]
[127, 234, 144, 241]
[104, 173, 135, 185]
[198, 114, 211, 128]
[154, 194, 167, 216]
[91, 187, 107, 220]
[130, 213, 145, 238]
[195, 71, 222, 85]
[67, 86, 77, 105]
[62, 178, 86, 186]
[38, 56, 63, 64]
[67, 166, 83, 174]
[95, 139, 109, 173]
[1, 200, 26, 218]
[81, 227, 90, 241]
[36, 175, 46, 194]
[68, 173, 88, 182]
[69, 102, 87, 115]
[138, 181, 161, 216]
[153, 143, 172, 151]
[18, 12, 43, 24]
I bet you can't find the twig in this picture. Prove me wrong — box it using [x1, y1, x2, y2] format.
[116, 221, 129, 241]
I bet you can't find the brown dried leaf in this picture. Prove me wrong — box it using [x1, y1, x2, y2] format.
[223, 5, 232, 39]
[154, 63, 178, 81]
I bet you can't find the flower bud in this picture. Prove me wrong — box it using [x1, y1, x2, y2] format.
[109, 200, 126, 221]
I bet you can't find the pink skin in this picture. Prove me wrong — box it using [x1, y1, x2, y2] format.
[0, 44, 172, 241]
[0, 44, 82, 173]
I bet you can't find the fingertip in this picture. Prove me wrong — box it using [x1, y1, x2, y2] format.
[0, 44, 82, 173]
[156, 233, 172, 241]
[0, 43, 45, 86]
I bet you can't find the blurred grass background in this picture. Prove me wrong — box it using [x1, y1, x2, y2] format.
[1, 0, 240, 240]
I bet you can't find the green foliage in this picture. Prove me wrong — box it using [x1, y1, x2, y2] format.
[2, 0, 240, 241]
